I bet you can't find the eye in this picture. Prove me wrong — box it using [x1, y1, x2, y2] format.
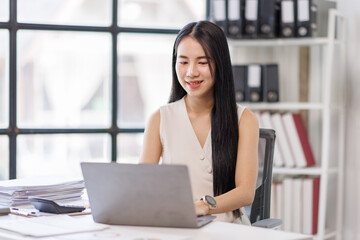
[199, 61, 208, 65]
[178, 61, 188, 65]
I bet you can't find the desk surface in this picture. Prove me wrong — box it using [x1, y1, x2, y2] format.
[0, 214, 313, 240]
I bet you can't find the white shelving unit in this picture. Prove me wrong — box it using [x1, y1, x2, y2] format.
[229, 10, 345, 240]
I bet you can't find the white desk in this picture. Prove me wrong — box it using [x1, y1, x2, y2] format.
[0, 214, 313, 240]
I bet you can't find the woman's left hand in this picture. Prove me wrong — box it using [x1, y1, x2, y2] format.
[194, 200, 210, 216]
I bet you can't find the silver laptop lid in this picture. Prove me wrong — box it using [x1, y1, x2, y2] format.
[81, 162, 203, 228]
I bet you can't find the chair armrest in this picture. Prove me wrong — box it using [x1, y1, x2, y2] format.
[251, 218, 282, 228]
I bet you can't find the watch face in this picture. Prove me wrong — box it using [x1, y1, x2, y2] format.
[205, 195, 216, 205]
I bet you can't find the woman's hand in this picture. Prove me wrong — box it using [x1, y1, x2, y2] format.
[194, 200, 210, 216]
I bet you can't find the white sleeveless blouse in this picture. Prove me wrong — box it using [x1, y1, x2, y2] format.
[159, 97, 250, 224]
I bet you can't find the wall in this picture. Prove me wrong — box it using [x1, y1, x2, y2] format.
[337, 0, 360, 239]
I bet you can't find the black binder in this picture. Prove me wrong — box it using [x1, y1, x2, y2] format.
[211, 0, 227, 32]
[296, 0, 312, 37]
[232, 65, 247, 102]
[262, 64, 279, 102]
[227, 0, 244, 38]
[258, 0, 277, 38]
[280, 0, 295, 38]
[245, 64, 262, 102]
[244, 0, 259, 38]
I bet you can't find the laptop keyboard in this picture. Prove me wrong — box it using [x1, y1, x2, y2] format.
[196, 215, 216, 227]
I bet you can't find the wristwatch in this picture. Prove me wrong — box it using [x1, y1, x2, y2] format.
[200, 195, 217, 210]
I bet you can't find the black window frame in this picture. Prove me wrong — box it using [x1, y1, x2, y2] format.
[0, 0, 213, 179]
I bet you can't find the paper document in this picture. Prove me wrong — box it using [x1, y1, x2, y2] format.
[0, 215, 107, 237]
[0, 176, 85, 207]
[41, 227, 190, 240]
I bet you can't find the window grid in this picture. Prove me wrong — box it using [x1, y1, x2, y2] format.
[0, 0, 186, 179]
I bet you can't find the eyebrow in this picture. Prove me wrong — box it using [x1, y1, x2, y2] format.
[177, 55, 211, 60]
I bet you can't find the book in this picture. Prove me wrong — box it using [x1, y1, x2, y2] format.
[292, 178, 303, 233]
[271, 113, 295, 168]
[302, 177, 320, 235]
[271, 181, 284, 222]
[302, 178, 313, 234]
[283, 178, 293, 231]
[254, 111, 265, 164]
[292, 113, 316, 166]
[282, 112, 307, 168]
[260, 112, 284, 167]
[312, 177, 320, 234]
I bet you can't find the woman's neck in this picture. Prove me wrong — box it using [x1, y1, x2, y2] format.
[184, 95, 214, 115]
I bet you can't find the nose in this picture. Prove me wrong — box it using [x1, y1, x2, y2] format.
[186, 63, 200, 78]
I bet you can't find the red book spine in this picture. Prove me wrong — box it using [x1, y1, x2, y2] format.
[292, 113, 316, 166]
[312, 177, 320, 234]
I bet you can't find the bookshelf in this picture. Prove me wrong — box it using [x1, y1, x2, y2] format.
[229, 10, 345, 240]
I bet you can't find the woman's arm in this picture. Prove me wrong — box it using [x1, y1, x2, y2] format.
[139, 109, 162, 164]
[195, 108, 259, 216]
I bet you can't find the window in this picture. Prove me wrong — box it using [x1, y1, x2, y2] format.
[17, 134, 110, 178]
[17, 30, 112, 128]
[118, 0, 205, 29]
[17, 0, 112, 26]
[0, 0, 206, 179]
[0, 136, 9, 180]
[0, 0, 9, 22]
[0, 30, 8, 128]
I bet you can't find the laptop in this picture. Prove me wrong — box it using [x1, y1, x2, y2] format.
[80, 162, 215, 228]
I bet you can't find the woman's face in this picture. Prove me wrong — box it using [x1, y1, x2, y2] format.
[175, 36, 215, 99]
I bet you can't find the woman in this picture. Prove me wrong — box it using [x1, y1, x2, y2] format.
[140, 20, 259, 224]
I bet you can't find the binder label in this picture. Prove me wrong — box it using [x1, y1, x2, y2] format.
[298, 0, 310, 21]
[248, 65, 261, 87]
[282, 1, 294, 23]
[245, 0, 258, 21]
[214, 0, 226, 20]
[228, 0, 240, 21]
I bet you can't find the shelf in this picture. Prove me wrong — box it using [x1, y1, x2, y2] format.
[314, 230, 337, 240]
[240, 102, 324, 110]
[273, 167, 338, 176]
[228, 37, 340, 47]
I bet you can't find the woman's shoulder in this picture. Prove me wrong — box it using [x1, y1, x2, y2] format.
[160, 98, 185, 112]
[147, 98, 185, 126]
[236, 103, 246, 120]
[236, 104, 258, 126]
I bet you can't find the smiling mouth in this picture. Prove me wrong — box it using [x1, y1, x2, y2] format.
[187, 80, 203, 85]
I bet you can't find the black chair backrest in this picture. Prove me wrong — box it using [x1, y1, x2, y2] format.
[249, 128, 276, 224]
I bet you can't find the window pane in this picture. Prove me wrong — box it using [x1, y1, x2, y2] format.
[17, 134, 111, 179]
[0, 30, 8, 128]
[117, 133, 143, 164]
[118, 33, 175, 128]
[118, 0, 206, 29]
[0, 0, 9, 22]
[17, 30, 112, 128]
[0, 136, 9, 180]
[18, 0, 112, 26]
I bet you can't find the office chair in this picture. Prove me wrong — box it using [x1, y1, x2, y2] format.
[246, 128, 282, 228]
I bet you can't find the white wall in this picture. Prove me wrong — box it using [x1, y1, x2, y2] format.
[337, 0, 360, 239]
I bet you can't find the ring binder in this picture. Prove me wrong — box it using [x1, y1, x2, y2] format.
[246, 64, 262, 102]
[258, 0, 277, 38]
[296, 0, 312, 37]
[280, 0, 296, 38]
[232, 65, 247, 101]
[227, 0, 244, 38]
[211, 0, 227, 32]
[244, 0, 259, 38]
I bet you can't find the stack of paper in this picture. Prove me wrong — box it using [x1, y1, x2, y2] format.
[0, 215, 106, 237]
[0, 177, 84, 208]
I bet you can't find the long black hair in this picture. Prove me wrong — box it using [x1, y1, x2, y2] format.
[169, 21, 240, 218]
